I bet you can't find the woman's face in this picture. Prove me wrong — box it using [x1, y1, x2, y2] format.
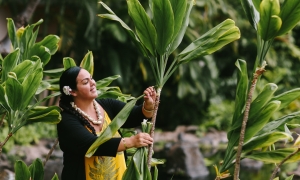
[72, 69, 98, 100]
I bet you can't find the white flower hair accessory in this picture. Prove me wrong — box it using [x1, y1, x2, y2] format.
[63, 86, 72, 95]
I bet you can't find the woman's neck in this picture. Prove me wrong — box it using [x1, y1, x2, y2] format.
[73, 98, 94, 112]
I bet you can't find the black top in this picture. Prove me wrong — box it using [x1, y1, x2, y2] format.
[57, 98, 145, 180]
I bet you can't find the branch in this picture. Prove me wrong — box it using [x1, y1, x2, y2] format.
[269, 148, 300, 180]
[43, 138, 59, 166]
[234, 64, 266, 180]
[147, 88, 161, 170]
[0, 132, 13, 157]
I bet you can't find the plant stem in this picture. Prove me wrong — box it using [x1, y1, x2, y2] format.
[233, 64, 266, 180]
[0, 132, 13, 157]
[43, 138, 59, 166]
[147, 88, 161, 170]
[269, 148, 300, 180]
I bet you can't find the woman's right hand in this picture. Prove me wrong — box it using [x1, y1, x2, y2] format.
[126, 133, 153, 148]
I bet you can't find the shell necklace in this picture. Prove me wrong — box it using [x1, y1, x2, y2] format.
[70, 100, 103, 125]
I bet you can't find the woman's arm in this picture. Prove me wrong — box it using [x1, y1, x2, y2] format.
[57, 112, 121, 157]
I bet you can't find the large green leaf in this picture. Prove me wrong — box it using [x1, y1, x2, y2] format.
[6, 73, 23, 111]
[43, 68, 64, 78]
[21, 65, 43, 109]
[86, 95, 143, 157]
[257, 111, 300, 136]
[127, 0, 157, 56]
[258, 0, 282, 40]
[178, 19, 240, 63]
[28, 158, 44, 180]
[242, 131, 293, 152]
[152, 0, 174, 55]
[277, 0, 300, 36]
[245, 148, 300, 164]
[6, 18, 18, 49]
[63, 57, 77, 69]
[80, 51, 94, 76]
[14, 160, 31, 180]
[240, 0, 260, 30]
[12, 60, 34, 83]
[27, 106, 61, 124]
[2, 48, 20, 82]
[96, 75, 121, 89]
[29, 45, 51, 66]
[35, 35, 60, 55]
[169, 0, 187, 41]
[228, 59, 248, 137]
[98, 2, 148, 57]
[244, 100, 281, 142]
[169, 0, 194, 54]
[248, 83, 278, 120]
[271, 88, 300, 111]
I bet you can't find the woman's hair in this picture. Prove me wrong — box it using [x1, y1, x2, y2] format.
[59, 66, 97, 135]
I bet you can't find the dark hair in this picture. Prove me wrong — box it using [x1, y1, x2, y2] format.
[59, 66, 97, 135]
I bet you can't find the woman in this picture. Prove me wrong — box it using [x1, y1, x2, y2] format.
[57, 66, 155, 180]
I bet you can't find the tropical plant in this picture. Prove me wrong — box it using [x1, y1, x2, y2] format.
[14, 158, 59, 180]
[215, 0, 300, 179]
[95, 0, 240, 172]
[0, 18, 61, 155]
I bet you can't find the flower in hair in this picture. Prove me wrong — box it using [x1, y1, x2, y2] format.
[63, 86, 72, 95]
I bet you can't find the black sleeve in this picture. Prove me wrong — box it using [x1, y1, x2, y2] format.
[98, 98, 147, 128]
[57, 112, 121, 157]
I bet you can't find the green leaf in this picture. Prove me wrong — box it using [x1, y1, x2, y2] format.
[244, 100, 281, 142]
[257, 111, 300, 136]
[271, 88, 300, 111]
[169, 0, 187, 41]
[6, 18, 18, 49]
[248, 83, 278, 121]
[228, 59, 248, 136]
[285, 175, 295, 180]
[258, 0, 282, 40]
[242, 131, 293, 152]
[0, 85, 9, 110]
[63, 57, 77, 69]
[152, 0, 174, 55]
[127, 0, 157, 56]
[277, 0, 300, 36]
[29, 45, 51, 66]
[240, 0, 260, 30]
[35, 35, 60, 55]
[96, 75, 121, 88]
[6, 73, 23, 111]
[36, 81, 51, 95]
[2, 48, 20, 82]
[169, 0, 194, 54]
[29, 158, 44, 180]
[21, 66, 43, 109]
[80, 51, 94, 76]
[43, 68, 64, 78]
[86, 95, 143, 157]
[98, 2, 148, 57]
[178, 19, 240, 63]
[51, 173, 59, 180]
[27, 106, 61, 124]
[12, 60, 34, 83]
[14, 160, 31, 180]
[245, 148, 300, 164]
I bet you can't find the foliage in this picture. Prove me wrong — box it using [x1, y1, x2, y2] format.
[215, 0, 300, 179]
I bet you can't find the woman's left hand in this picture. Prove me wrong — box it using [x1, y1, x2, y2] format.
[143, 86, 156, 110]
